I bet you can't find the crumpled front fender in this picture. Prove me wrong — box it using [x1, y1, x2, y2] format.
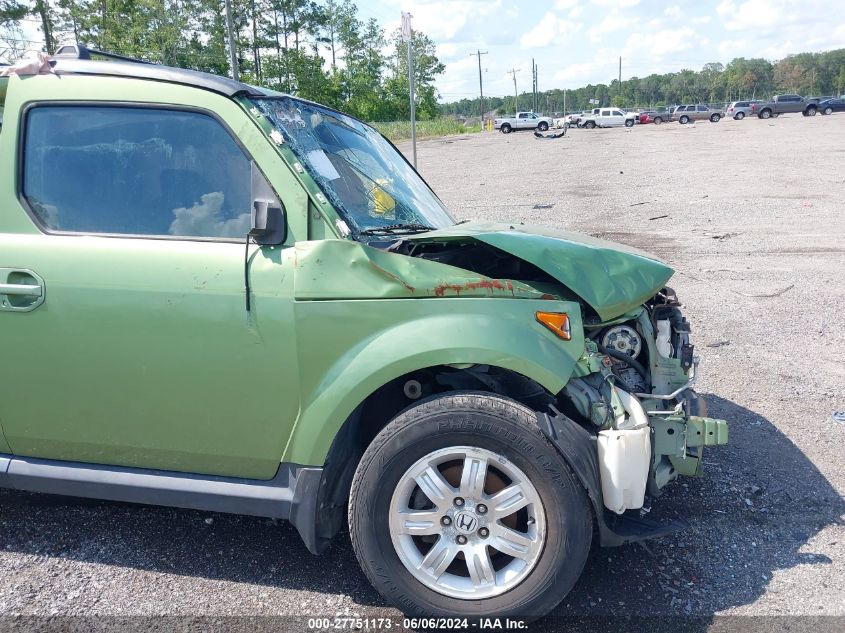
[283, 297, 585, 465]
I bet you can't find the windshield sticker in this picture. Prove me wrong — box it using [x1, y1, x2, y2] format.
[306, 149, 341, 181]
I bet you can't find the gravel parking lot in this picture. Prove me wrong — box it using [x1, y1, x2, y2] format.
[1, 114, 843, 629]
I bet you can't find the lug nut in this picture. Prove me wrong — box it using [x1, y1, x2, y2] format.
[454, 497, 465, 507]
[477, 504, 487, 515]
[456, 535, 468, 545]
[479, 527, 489, 538]
[441, 516, 452, 526]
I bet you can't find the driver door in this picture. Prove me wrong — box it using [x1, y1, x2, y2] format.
[0, 100, 301, 480]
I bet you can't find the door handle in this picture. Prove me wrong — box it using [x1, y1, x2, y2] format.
[0, 269, 46, 312]
[0, 283, 42, 297]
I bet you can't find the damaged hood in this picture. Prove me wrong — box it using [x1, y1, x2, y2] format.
[402, 221, 674, 321]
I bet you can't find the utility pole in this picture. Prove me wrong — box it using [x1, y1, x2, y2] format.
[469, 49, 488, 126]
[618, 56, 622, 100]
[531, 58, 536, 112]
[535, 62, 539, 112]
[402, 12, 417, 169]
[224, 0, 238, 81]
[508, 67, 520, 114]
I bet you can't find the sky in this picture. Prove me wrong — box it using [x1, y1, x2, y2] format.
[359, 0, 845, 102]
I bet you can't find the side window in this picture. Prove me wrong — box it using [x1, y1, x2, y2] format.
[22, 105, 257, 239]
[601, 110, 611, 116]
[676, 106, 685, 112]
[697, 105, 708, 112]
[518, 113, 528, 119]
[612, 110, 623, 117]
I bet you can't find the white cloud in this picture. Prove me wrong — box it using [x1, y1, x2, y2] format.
[520, 13, 581, 49]
[554, 0, 577, 8]
[664, 5, 681, 19]
[623, 26, 697, 58]
[588, 12, 636, 43]
[382, 0, 504, 42]
[554, 62, 597, 83]
[717, 0, 782, 31]
[590, 0, 640, 6]
[169, 193, 250, 239]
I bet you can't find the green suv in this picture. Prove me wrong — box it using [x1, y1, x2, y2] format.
[0, 47, 727, 619]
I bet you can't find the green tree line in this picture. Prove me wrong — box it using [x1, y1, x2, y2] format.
[0, 0, 445, 122]
[442, 50, 845, 117]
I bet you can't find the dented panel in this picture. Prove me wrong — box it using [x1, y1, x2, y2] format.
[402, 220, 675, 321]
[294, 239, 556, 301]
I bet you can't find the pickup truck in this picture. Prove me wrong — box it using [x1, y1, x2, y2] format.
[752, 94, 820, 119]
[0, 46, 727, 620]
[581, 107, 638, 128]
[493, 111, 553, 133]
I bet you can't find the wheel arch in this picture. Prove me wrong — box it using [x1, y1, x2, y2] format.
[305, 369, 562, 554]
[284, 308, 584, 466]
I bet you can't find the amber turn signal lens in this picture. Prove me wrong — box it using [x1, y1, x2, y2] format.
[535, 311, 571, 340]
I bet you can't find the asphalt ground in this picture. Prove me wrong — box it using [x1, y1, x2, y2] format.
[1, 112, 843, 632]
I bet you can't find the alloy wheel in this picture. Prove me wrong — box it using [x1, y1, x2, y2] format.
[388, 446, 546, 600]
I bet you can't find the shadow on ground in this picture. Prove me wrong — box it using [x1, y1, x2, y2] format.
[0, 394, 841, 630]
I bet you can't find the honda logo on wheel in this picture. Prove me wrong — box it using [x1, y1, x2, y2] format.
[454, 511, 478, 534]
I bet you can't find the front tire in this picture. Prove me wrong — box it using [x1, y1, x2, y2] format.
[710, 113, 721, 122]
[349, 393, 592, 619]
[537, 121, 549, 132]
[653, 116, 663, 125]
[585, 121, 596, 129]
[805, 106, 817, 116]
[625, 119, 634, 127]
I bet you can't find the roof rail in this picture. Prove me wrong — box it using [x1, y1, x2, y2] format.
[53, 43, 152, 65]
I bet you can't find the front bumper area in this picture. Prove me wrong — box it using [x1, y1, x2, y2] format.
[537, 407, 691, 547]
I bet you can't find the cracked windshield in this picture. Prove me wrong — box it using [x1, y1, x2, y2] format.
[252, 97, 454, 235]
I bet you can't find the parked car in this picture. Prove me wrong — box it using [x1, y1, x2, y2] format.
[650, 111, 669, 124]
[581, 108, 638, 128]
[670, 104, 723, 124]
[638, 110, 661, 124]
[0, 44, 729, 621]
[818, 98, 845, 115]
[725, 100, 759, 119]
[494, 111, 553, 133]
[752, 94, 820, 119]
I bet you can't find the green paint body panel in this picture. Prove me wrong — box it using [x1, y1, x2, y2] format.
[293, 239, 555, 300]
[403, 221, 674, 321]
[285, 296, 585, 464]
[0, 71, 722, 484]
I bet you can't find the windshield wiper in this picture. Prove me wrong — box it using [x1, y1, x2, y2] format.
[358, 223, 436, 236]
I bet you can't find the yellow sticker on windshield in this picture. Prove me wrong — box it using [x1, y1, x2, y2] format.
[370, 179, 396, 216]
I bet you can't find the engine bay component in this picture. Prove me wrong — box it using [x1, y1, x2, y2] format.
[601, 324, 643, 357]
[611, 361, 648, 393]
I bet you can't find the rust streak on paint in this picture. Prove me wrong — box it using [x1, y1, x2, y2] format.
[433, 279, 508, 297]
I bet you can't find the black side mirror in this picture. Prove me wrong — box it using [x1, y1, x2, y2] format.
[250, 199, 286, 245]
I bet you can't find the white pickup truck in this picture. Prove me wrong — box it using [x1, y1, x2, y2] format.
[494, 111, 553, 133]
[581, 108, 638, 128]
